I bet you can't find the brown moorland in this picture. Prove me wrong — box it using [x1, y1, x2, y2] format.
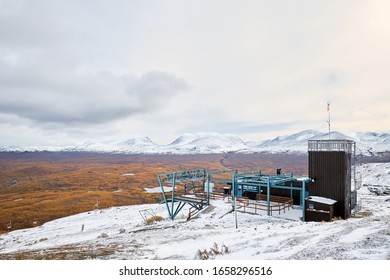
[0, 152, 308, 233]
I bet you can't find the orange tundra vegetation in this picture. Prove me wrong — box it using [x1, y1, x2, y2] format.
[0, 152, 308, 233]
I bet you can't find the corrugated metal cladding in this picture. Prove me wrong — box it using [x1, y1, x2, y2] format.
[308, 151, 352, 219]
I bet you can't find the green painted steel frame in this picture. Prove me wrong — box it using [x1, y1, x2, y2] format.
[206, 169, 237, 202]
[158, 169, 237, 220]
[158, 168, 310, 221]
[158, 169, 208, 220]
[232, 172, 310, 221]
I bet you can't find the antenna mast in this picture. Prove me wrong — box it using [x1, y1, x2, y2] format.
[327, 102, 331, 139]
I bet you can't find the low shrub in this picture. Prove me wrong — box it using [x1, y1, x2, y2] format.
[196, 243, 230, 260]
[145, 216, 163, 225]
[98, 232, 109, 238]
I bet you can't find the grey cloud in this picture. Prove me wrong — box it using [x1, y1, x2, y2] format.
[127, 72, 188, 111]
[0, 67, 188, 125]
[0, 1, 63, 49]
[0, 1, 189, 127]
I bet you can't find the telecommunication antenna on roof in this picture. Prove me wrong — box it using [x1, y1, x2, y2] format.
[327, 101, 331, 139]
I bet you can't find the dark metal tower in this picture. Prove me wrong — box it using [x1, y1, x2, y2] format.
[308, 140, 356, 219]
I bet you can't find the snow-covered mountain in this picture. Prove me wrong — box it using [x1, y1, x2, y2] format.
[1, 130, 390, 155]
[351, 132, 390, 155]
[163, 132, 248, 154]
[247, 130, 320, 151]
[248, 130, 357, 153]
[68, 140, 115, 153]
[110, 137, 159, 153]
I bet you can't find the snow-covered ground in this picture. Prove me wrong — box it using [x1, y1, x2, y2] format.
[0, 163, 389, 260]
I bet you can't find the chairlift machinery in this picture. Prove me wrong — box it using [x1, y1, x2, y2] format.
[232, 171, 311, 221]
[158, 168, 311, 221]
[158, 169, 207, 220]
[158, 169, 237, 220]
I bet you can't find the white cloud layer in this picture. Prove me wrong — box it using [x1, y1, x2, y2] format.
[0, 0, 389, 146]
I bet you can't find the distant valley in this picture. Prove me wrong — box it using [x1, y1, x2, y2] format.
[1, 130, 389, 233]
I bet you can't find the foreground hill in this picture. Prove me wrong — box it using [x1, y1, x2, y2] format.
[1, 163, 389, 260]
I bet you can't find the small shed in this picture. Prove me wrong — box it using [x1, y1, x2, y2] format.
[305, 196, 337, 222]
[223, 184, 232, 195]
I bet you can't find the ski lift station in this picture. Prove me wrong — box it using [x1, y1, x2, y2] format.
[157, 139, 359, 222]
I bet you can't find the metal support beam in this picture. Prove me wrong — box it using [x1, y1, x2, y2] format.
[302, 180, 306, 222]
[232, 173, 238, 228]
[158, 174, 173, 219]
[173, 201, 185, 219]
[231, 171, 311, 221]
[158, 169, 210, 221]
[267, 177, 271, 216]
[206, 173, 210, 205]
[171, 172, 176, 220]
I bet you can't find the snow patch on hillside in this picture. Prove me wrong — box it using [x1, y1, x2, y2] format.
[357, 163, 390, 195]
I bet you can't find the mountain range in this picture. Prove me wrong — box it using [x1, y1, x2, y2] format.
[1, 130, 390, 155]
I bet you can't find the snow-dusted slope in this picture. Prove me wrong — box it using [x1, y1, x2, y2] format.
[112, 137, 159, 153]
[0, 163, 389, 260]
[68, 140, 115, 153]
[246, 130, 388, 154]
[357, 162, 390, 195]
[251, 130, 356, 150]
[65, 137, 160, 153]
[164, 133, 249, 154]
[248, 130, 321, 152]
[1, 130, 389, 155]
[352, 132, 390, 155]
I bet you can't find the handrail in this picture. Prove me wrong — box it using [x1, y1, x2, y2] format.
[308, 139, 355, 153]
[231, 196, 293, 215]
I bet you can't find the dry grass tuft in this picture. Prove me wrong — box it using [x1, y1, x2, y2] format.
[354, 210, 373, 218]
[145, 215, 163, 225]
[196, 242, 231, 260]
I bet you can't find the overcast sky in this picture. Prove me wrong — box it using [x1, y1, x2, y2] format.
[1, 0, 389, 146]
